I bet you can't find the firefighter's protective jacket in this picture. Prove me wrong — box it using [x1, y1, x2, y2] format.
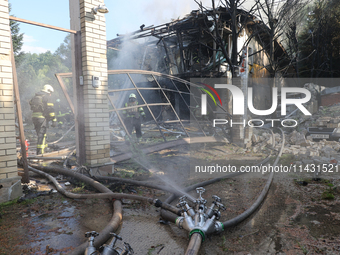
[55, 101, 71, 119]
[30, 91, 57, 122]
[123, 101, 145, 118]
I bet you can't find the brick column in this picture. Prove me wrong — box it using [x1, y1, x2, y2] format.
[80, 0, 110, 165]
[0, 0, 22, 202]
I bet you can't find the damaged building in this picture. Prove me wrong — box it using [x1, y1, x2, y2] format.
[2, 1, 340, 254]
[106, 6, 296, 145]
[107, 7, 293, 80]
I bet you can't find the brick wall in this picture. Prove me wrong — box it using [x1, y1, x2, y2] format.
[80, 0, 110, 165]
[0, 0, 18, 179]
[321, 93, 340, 107]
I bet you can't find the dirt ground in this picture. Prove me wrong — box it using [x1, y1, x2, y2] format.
[2, 141, 340, 255]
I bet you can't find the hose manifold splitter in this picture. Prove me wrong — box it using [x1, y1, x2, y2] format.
[175, 187, 226, 242]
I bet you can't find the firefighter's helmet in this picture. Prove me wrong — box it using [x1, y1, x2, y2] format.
[129, 93, 137, 99]
[42, 84, 54, 94]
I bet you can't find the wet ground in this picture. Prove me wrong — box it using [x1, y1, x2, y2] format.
[3, 140, 340, 254]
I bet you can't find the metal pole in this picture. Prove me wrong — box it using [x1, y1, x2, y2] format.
[107, 94, 131, 140]
[152, 75, 190, 137]
[127, 73, 167, 142]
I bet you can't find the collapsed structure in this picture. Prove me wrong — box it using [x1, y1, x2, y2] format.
[106, 6, 296, 146]
[107, 7, 293, 79]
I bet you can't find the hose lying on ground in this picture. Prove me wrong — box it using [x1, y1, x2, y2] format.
[27, 129, 282, 254]
[161, 128, 283, 230]
[184, 233, 202, 255]
[28, 164, 181, 214]
[28, 164, 183, 254]
[161, 152, 273, 213]
[179, 128, 284, 255]
[28, 166, 153, 202]
[27, 165, 121, 255]
[68, 200, 122, 255]
[49, 124, 75, 145]
[222, 128, 284, 227]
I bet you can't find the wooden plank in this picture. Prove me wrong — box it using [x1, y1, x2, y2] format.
[55, 73, 75, 114]
[110, 136, 225, 163]
[10, 36, 29, 183]
[74, 31, 86, 165]
[27, 146, 75, 158]
[177, 31, 186, 72]
[9, 16, 77, 34]
[162, 39, 172, 74]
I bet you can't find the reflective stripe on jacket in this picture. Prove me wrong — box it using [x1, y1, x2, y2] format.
[31, 91, 56, 121]
[123, 101, 145, 118]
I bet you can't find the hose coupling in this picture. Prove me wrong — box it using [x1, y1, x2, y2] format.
[214, 221, 224, 234]
[189, 229, 206, 242]
[176, 216, 184, 229]
[154, 199, 162, 207]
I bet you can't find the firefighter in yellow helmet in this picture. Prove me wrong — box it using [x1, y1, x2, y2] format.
[122, 93, 146, 141]
[29, 84, 57, 155]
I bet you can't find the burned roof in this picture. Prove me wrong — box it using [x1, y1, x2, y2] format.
[107, 6, 293, 78]
[107, 7, 257, 47]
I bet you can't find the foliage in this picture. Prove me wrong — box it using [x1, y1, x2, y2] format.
[71, 183, 86, 193]
[321, 183, 335, 200]
[254, 0, 305, 77]
[196, 0, 305, 78]
[16, 49, 71, 121]
[147, 244, 163, 255]
[0, 198, 36, 216]
[8, 3, 24, 59]
[297, 241, 308, 254]
[279, 154, 296, 165]
[220, 235, 228, 252]
[0, 199, 18, 208]
[54, 34, 72, 70]
[298, 0, 340, 77]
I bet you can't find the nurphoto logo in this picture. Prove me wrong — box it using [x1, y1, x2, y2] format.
[199, 83, 312, 128]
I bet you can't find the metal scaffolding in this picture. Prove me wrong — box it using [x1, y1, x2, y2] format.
[107, 70, 220, 142]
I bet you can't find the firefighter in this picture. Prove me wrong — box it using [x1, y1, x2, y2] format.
[122, 93, 146, 142]
[55, 99, 72, 128]
[29, 84, 57, 155]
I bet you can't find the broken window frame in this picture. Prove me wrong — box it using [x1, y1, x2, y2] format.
[55, 70, 223, 144]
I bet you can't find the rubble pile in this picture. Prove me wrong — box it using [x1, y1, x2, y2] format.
[250, 102, 340, 166]
[251, 131, 340, 164]
[296, 104, 340, 129]
[311, 116, 340, 128]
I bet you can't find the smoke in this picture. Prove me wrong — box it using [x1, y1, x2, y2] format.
[109, 39, 145, 70]
[107, 0, 216, 125]
[142, 0, 213, 24]
[108, 0, 217, 71]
